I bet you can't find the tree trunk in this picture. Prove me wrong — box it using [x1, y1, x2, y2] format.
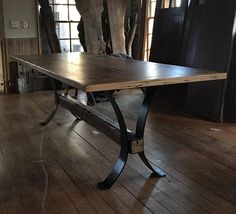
[107, 0, 128, 54]
[38, 0, 61, 53]
[126, 13, 139, 56]
[75, 0, 105, 54]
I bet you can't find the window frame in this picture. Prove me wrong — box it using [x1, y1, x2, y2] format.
[49, 0, 81, 52]
[144, 0, 157, 61]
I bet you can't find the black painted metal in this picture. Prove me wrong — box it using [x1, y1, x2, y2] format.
[59, 94, 125, 144]
[41, 79, 80, 125]
[40, 78, 59, 126]
[139, 151, 166, 177]
[41, 82, 165, 188]
[97, 92, 129, 190]
[74, 88, 78, 98]
[136, 87, 166, 177]
[136, 87, 157, 139]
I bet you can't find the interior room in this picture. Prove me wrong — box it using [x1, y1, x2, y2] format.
[0, 0, 235, 213]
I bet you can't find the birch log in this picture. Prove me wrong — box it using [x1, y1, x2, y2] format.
[75, 0, 105, 54]
[107, 0, 128, 54]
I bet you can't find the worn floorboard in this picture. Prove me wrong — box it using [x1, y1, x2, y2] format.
[0, 90, 235, 214]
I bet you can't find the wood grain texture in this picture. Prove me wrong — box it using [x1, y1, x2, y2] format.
[7, 38, 39, 62]
[107, 0, 128, 53]
[0, 90, 236, 213]
[12, 52, 226, 92]
[75, 0, 105, 54]
[6, 38, 39, 93]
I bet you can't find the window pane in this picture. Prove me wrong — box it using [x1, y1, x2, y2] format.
[71, 23, 79, 38]
[151, 2, 157, 17]
[72, 40, 83, 52]
[144, 50, 148, 61]
[69, 5, 80, 21]
[171, 0, 176, 7]
[69, 0, 75, 4]
[60, 40, 70, 52]
[162, 0, 170, 9]
[177, 0, 182, 7]
[148, 18, 154, 34]
[49, 0, 82, 54]
[171, 0, 182, 7]
[54, 5, 68, 21]
[56, 23, 70, 38]
[54, 0, 67, 4]
[148, 35, 153, 49]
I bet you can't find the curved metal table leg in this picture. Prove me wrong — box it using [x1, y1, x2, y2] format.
[136, 87, 166, 177]
[40, 105, 58, 125]
[40, 78, 59, 126]
[97, 92, 129, 190]
[74, 88, 78, 98]
[139, 151, 165, 177]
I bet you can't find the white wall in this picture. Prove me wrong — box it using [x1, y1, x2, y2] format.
[3, 0, 37, 38]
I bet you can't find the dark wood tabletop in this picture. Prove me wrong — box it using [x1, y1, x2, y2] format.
[12, 52, 227, 92]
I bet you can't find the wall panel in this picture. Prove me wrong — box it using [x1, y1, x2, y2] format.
[5, 38, 39, 92]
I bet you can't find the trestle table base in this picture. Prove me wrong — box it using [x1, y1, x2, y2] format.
[41, 79, 166, 189]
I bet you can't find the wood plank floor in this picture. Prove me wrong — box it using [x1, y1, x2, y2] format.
[0, 90, 235, 214]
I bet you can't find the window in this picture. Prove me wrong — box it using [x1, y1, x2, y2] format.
[144, 0, 189, 61]
[144, 0, 157, 61]
[49, 0, 83, 52]
[161, 0, 182, 9]
[161, 0, 193, 9]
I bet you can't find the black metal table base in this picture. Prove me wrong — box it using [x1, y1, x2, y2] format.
[40, 105, 58, 125]
[41, 79, 166, 189]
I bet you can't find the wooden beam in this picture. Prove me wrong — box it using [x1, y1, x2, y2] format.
[59, 94, 134, 144]
[37, 0, 61, 53]
[0, 0, 5, 40]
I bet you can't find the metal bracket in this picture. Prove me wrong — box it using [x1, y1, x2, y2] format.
[130, 139, 144, 154]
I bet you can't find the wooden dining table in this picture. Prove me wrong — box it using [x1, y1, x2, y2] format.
[12, 52, 227, 189]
